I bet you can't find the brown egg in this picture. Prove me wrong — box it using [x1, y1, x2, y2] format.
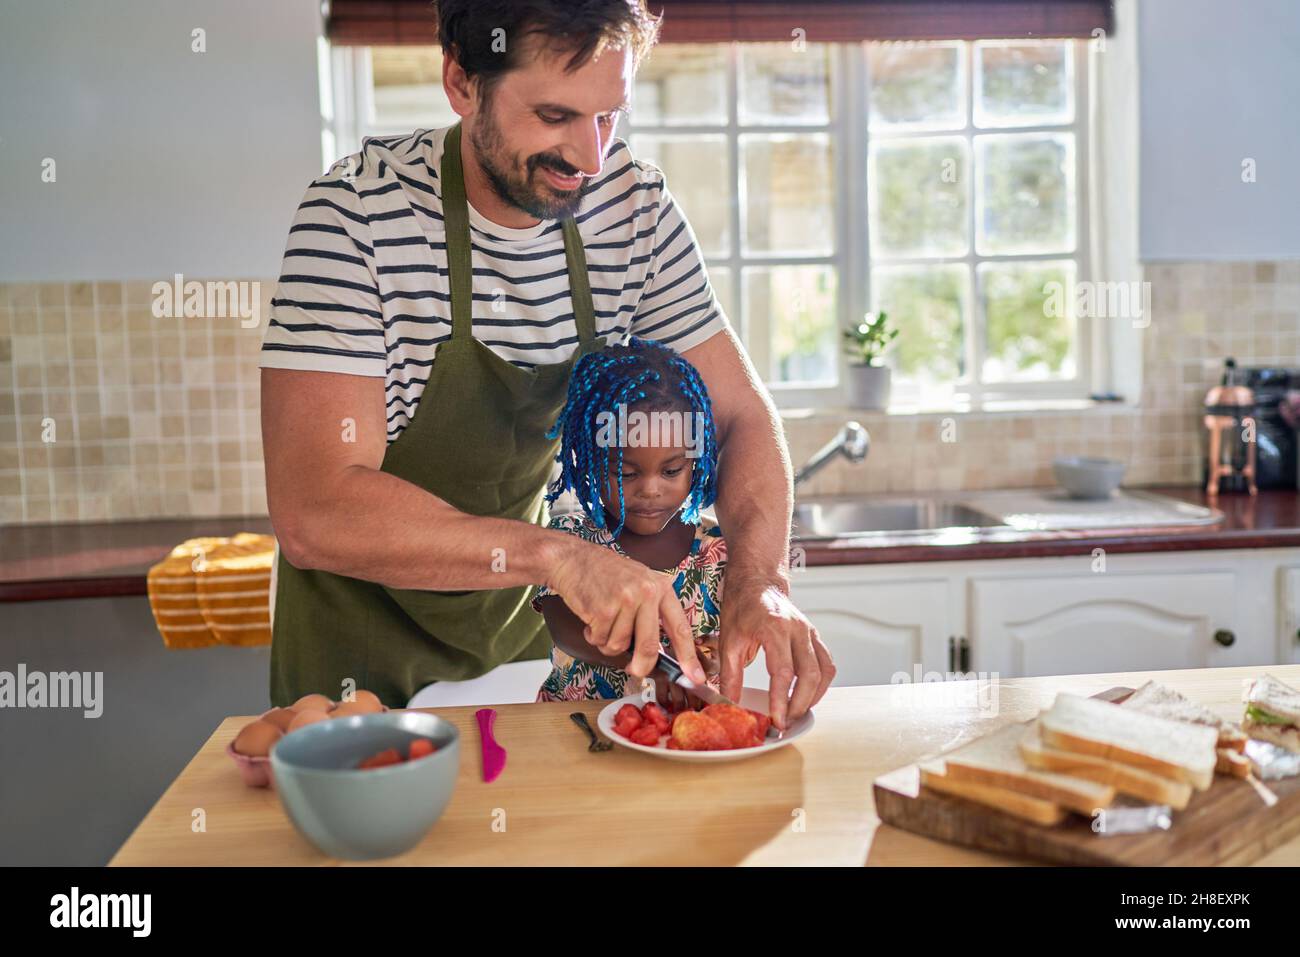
[331, 701, 374, 719]
[233, 719, 283, 757]
[261, 708, 296, 733]
[292, 693, 334, 713]
[287, 709, 330, 732]
[341, 690, 384, 714]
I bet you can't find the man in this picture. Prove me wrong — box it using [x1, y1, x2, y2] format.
[260, 0, 834, 727]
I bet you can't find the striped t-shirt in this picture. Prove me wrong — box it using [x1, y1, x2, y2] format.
[260, 125, 728, 443]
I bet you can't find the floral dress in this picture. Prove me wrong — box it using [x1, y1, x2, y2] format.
[531, 511, 727, 701]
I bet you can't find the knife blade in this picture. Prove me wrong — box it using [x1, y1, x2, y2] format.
[655, 648, 734, 707]
[654, 649, 781, 738]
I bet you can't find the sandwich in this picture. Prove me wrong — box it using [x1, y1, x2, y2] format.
[928, 722, 1115, 816]
[1037, 693, 1219, 791]
[1120, 680, 1250, 778]
[1019, 721, 1194, 809]
[1242, 673, 1300, 753]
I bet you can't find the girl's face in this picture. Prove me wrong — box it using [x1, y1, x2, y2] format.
[601, 438, 694, 536]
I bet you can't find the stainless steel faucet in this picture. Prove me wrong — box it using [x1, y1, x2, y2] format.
[793, 421, 870, 489]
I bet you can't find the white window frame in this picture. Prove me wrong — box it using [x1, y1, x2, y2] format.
[329, 40, 1098, 411]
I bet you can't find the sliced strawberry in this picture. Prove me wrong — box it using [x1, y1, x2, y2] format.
[629, 724, 662, 747]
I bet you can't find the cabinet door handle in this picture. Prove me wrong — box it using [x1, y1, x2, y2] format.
[1294, 627, 1300, 645]
[948, 636, 956, 671]
[1213, 629, 1236, 647]
[958, 637, 970, 671]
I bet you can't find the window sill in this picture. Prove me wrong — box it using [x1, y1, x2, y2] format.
[778, 398, 1137, 421]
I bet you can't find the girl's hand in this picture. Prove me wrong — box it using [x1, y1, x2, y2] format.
[648, 666, 707, 713]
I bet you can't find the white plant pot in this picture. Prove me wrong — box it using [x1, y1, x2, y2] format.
[847, 364, 891, 410]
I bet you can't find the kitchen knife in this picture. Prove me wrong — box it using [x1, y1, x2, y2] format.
[654, 649, 781, 739]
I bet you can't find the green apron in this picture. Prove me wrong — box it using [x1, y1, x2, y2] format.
[269, 122, 606, 708]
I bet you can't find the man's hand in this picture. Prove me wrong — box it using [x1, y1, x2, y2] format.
[547, 539, 707, 684]
[718, 579, 835, 730]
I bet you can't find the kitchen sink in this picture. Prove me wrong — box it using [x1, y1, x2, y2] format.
[788, 489, 1223, 541]
[791, 498, 1005, 539]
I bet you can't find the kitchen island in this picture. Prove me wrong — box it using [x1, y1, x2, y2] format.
[110, 664, 1300, 866]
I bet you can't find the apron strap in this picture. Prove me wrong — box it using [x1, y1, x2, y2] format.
[442, 122, 599, 350]
[440, 123, 476, 342]
[562, 219, 599, 352]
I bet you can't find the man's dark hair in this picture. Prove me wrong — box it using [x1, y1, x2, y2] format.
[433, 0, 660, 98]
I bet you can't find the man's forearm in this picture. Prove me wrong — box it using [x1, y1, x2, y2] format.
[711, 395, 794, 593]
[272, 463, 588, 592]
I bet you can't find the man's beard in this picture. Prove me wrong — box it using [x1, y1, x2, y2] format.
[468, 106, 589, 222]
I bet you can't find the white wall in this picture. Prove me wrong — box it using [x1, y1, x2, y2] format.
[1139, 0, 1300, 261]
[0, 0, 324, 281]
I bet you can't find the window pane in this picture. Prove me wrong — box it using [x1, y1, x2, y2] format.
[740, 134, 834, 256]
[630, 135, 730, 257]
[745, 266, 839, 385]
[976, 133, 1075, 256]
[975, 41, 1073, 128]
[869, 137, 969, 259]
[870, 265, 968, 386]
[738, 43, 832, 125]
[706, 265, 733, 325]
[979, 260, 1078, 382]
[867, 41, 965, 131]
[370, 47, 457, 129]
[634, 45, 727, 125]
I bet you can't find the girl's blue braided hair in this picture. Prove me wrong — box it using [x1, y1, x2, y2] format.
[545, 337, 719, 537]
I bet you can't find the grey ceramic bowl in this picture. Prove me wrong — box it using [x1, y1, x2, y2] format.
[270, 710, 460, 860]
[1052, 455, 1127, 499]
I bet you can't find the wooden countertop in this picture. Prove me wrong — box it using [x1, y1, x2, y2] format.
[109, 664, 1300, 867]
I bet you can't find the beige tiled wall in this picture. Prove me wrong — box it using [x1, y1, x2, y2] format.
[0, 261, 1297, 525]
[0, 280, 268, 525]
[791, 261, 1300, 498]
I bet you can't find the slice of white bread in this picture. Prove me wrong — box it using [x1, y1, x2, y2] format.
[919, 762, 1067, 826]
[1019, 721, 1194, 810]
[1242, 720, 1300, 754]
[1216, 747, 1252, 778]
[1122, 680, 1248, 753]
[1038, 693, 1219, 791]
[936, 722, 1114, 815]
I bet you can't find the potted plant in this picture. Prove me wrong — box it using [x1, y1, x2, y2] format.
[842, 311, 898, 410]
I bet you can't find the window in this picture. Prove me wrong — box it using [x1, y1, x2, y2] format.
[330, 39, 1092, 409]
[865, 40, 1090, 408]
[625, 44, 839, 406]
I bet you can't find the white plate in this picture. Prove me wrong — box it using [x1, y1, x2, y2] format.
[595, 687, 814, 762]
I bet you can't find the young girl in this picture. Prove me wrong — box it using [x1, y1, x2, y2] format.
[531, 337, 748, 705]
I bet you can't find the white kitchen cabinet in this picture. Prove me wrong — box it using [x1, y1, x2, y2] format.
[743, 567, 953, 688]
[1280, 567, 1300, 666]
[747, 547, 1299, 688]
[969, 569, 1242, 679]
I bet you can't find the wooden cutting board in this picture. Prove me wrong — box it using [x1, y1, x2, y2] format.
[872, 687, 1300, 866]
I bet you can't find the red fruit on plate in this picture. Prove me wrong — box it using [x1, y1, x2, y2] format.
[702, 703, 759, 749]
[616, 704, 643, 729]
[642, 702, 671, 732]
[408, 738, 437, 760]
[748, 710, 772, 740]
[629, 724, 662, 747]
[665, 738, 682, 750]
[671, 711, 731, 751]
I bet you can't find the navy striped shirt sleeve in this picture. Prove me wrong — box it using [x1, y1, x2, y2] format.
[260, 167, 387, 376]
[627, 176, 728, 353]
